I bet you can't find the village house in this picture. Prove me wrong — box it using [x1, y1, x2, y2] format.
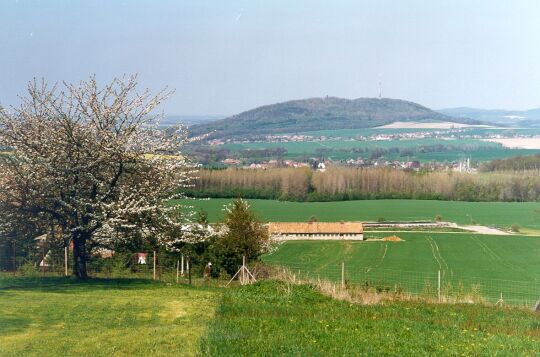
[268, 221, 364, 240]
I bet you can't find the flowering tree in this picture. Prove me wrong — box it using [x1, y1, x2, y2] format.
[0, 76, 199, 278]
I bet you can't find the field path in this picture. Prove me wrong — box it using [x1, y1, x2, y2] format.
[458, 226, 510, 235]
[368, 226, 511, 235]
[426, 236, 450, 278]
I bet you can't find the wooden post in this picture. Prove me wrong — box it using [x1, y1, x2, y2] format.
[12, 241, 16, 275]
[187, 256, 192, 285]
[242, 256, 246, 285]
[181, 254, 184, 276]
[341, 262, 345, 289]
[153, 251, 156, 281]
[64, 246, 68, 277]
[176, 259, 180, 283]
[437, 270, 441, 302]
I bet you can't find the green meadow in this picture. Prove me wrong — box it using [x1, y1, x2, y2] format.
[179, 198, 540, 230]
[202, 281, 540, 356]
[1, 277, 539, 356]
[0, 277, 219, 356]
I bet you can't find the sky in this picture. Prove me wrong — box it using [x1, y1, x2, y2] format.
[1, 0, 540, 116]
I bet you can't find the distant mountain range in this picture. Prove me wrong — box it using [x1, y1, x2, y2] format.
[189, 97, 482, 139]
[438, 107, 540, 127]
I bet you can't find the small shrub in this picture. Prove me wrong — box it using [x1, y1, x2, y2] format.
[435, 214, 443, 222]
[377, 217, 386, 223]
[218, 270, 231, 281]
[511, 224, 520, 233]
[19, 261, 39, 277]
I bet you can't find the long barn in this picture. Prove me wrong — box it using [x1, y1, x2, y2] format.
[268, 222, 364, 241]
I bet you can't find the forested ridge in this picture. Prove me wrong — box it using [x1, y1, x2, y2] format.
[187, 167, 540, 202]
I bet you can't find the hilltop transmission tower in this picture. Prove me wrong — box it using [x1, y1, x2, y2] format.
[378, 81, 382, 99]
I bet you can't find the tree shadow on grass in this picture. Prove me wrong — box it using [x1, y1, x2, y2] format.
[0, 315, 33, 336]
[0, 276, 161, 293]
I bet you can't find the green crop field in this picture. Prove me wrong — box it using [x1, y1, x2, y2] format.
[262, 232, 540, 306]
[178, 198, 540, 231]
[298, 127, 540, 138]
[223, 138, 496, 152]
[220, 138, 540, 162]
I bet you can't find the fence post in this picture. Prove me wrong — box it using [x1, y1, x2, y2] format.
[12, 241, 16, 274]
[341, 262, 345, 289]
[181, 254, 184, 276]
[153, 251, 156, 281]
[187, 256, 191, 285]
[242, 256, 246, 284]
[64, 246, 68, 277]
[437, 270, 441, 302]
[176, 259, 180, 283]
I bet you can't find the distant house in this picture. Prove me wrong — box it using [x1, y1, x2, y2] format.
[268, 222, 364, 241]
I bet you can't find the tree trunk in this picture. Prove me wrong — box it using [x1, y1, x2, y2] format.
[72, 232, 89, 279]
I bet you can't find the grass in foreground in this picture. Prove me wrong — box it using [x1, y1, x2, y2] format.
[0, 276, 219, 356]
[202, 280, 540, 356]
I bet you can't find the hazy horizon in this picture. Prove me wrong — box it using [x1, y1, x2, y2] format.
[2, 0, 540, 115]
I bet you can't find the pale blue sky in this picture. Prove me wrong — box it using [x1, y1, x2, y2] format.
[1, 0, 539, 115]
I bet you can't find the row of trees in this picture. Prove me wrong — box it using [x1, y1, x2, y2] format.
[189, 167, 540, 202]
[480, 155, 540, 172]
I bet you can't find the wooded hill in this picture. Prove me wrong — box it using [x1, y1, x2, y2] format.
[189, 97, 482, 139]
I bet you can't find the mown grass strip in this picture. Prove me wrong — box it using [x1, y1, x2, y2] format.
[0, 277, 219, 356]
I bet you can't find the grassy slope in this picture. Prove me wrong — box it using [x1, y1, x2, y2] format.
[2, 277, 539, 355]
[179, 198, 540, 230]
[202, 281, 540, 356]
[0, 277, 218, 356]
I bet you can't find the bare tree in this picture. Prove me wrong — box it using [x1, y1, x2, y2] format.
[0, 76, 198, 278]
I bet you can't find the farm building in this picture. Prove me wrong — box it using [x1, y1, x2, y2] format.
[268, 222, 364, 240]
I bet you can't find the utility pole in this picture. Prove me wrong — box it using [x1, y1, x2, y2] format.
[64, 246, 68, 277]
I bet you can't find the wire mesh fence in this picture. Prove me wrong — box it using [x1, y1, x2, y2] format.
[266, 261, 540, 309]
[2, 247, 539, 309]
[0, 249, 219, 285]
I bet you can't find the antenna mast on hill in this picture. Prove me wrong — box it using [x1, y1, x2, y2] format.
[378, 81, 382, 99]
